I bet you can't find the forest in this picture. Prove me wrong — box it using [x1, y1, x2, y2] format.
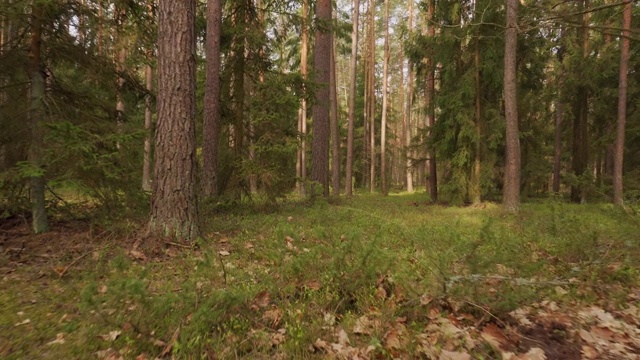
[1, 0, 640, 358]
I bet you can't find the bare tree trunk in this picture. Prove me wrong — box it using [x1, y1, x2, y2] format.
[613, 0, 631, 206]
[426, 0, 437, 201]
[380, 0, 389, 195]
[552, 100, 563, 193]
[345, 0, 360, 196]
[330, 37, 340, 196]
[201, 0, 222, 197]
[297, 0, 309, 196]
[404, 0, 414, 193]
[368, 0, 375, 193]
[150, 0, 199, 241]
[28, 2, 48, 234]
[311, 0, 332, 196]
[503, 0, 521, 212]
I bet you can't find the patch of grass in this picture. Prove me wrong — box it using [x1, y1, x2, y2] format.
[2, 194, 639, 358]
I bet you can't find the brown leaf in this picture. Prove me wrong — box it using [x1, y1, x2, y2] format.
[383, 329, 401, 350]
[336, 328, 350, 346]
[161, 327, 180, 357]
[481, 323, 509, 352]
[253, 290, 271, 309]
[304, 279, 322, 291]
[129, 250, 147, 261]
[99, 330, 122, 342]
[263, 308, 283, 327]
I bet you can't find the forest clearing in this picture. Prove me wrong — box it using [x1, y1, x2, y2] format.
[2, 194, 640, 359]
[2, 0, 640, 358]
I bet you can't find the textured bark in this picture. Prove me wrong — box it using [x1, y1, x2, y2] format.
[330, 38, 340, 196]
[28, 2, 48, 234]
[142, 61, 153, 191]
[570, 0, 590, 204]
[426, 0, 437, 201]
[150, 0, 199, 241]
[345, 0, 360, 196]
[503, 0, 521, 212]
[613, 0, 631, 206]
[311, 0, 331, 196]
[201, 0, 222, 198]
[380, 0, 389, 196]
[552, 100, 563, 193]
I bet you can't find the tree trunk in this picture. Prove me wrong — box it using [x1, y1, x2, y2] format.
[368, 0, 375, 193]
[201, 0, 222, 197]
[380, 0, 389, 196]
[570, 0, 590, 204]
[297, 0, 309, 196]
[552, 100, 563, 193]
[426, 0, 437, 201]
[28, 2, 48, 234]
[404, 0, 414, 193]
[613, 0, 631, 206]
[330, 37, 340, 196]
[503, 0, 521, 212]
[150, 0, 199, 241]
[345, 0, 360, 196]
[311, 0, 332, 196]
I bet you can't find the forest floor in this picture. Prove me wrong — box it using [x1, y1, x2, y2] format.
[1, 193, 640, 359]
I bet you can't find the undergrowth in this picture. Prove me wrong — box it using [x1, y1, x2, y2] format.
[1, 193, 639, 358]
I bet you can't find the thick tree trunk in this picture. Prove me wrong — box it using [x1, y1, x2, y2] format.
[426, 0, 437, 201]
[330, 38, 340, 196]
[503, 0, 521, 212]
[201, 0, 222, 197]
[311, 0, 332, 196]
[613, 0, 631, 206]
[150, 0, 199, 241]
[345, 0, 360, 196]
[28, 2, 48, 234]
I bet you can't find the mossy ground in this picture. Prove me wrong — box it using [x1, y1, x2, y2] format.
[1, 193, 639, 358]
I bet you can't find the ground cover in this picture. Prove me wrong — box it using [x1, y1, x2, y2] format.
[1, 193, 639, 359]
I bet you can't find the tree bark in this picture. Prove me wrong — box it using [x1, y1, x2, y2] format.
[297, 0, 309, 196]
[311, 0, 332, 196]
[330, 37, 340, 196]
[201, 0, 222, 198]
[345, 0, 360, 196]
[426, 0, 437, 201]
[404, 0, 414, 193]
[150, 0, 199, 241]
[28, 2, 48, 234]
[613, 0, 631, 206]
[380, 0, 389, 196]
[503, 0, 521, 212]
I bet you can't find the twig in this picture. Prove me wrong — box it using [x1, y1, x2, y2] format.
[57, 250, 93, 279]
[462, 300, 544, 345]
[165, 241, 193, 249]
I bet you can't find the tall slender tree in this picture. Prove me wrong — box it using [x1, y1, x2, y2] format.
[426, 0, 437, 201]
[503, 0, 521, 211]
[404, 0, 414, 193]
[330, 37, 340, 196]
[202, 0, 222, 197]
[150, 0, 199, 240]
[28, 1, 48, 234]
[345, 0, 360, 196]
[613, 0, 631, 206]
[311, 0, 332, 196]
[380, 0, 390, 195]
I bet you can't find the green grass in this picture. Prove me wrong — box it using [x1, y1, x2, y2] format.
[2, 193, 639, 358]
